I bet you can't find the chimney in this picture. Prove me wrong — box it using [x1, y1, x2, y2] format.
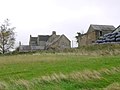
[52, 31, 56, 35]
[30, 35, 32, 37]
[77, 32, 81, 36]
[19, 41, 21, 46]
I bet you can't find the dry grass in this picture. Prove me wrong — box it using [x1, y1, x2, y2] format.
[100, 67, 120, 75]
[0, 66, 119, 89]
[69, 70, 101, 81]
[0, 81, 8, 90]
[14, 79, 30, 90]
[37, 66, 119, 83]
[0, 54, 59, 66]
[34, 70, 101, 83]
[0, 53, 120, 89]
[104, 82, 120, 90]
[31, 66, 120, 84]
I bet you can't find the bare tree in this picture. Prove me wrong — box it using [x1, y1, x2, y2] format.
[0, 19, 15, 54]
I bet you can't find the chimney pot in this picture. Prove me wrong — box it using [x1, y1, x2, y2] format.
[52, 31, 56, 35]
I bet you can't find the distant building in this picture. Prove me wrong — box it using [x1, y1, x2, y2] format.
[19, 31, 71, 52]
[77, 24, 115, 47]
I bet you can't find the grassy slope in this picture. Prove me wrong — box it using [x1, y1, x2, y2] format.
[0, 53, 120, 90]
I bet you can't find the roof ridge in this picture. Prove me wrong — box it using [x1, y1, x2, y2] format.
[38, 35, 50, 36]
[90, 24, 114, 26]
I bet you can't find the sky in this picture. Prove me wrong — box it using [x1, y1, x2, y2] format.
[0, 0, 120, 47]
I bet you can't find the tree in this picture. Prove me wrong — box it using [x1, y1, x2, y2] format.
[0, 19, 15, 54]
[75, 32, 81, 43]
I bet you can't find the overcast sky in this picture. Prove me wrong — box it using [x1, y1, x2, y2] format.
[0, 0, 120, 47]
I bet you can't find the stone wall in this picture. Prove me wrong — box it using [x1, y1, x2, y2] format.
[78, 31, 97, 47]
[58, 35, 71, 49]
[49, 35, 71, 50]
[87, 31, 96, 45]
[79, 34, 88, 46]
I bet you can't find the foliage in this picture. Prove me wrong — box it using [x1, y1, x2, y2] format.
[75, 32, 81, 43]
[0, 19, 15, 54]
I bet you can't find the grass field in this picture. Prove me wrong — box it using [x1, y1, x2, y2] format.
[0, 53, 120, 90]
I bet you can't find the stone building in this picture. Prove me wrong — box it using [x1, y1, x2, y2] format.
[77, 24, 115, 47]
[19, 31, 71, 52]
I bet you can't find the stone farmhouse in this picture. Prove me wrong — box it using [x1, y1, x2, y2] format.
[19, 31, 71, 52]
[77, 24, 115, 47]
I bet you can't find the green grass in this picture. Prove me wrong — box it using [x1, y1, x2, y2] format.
[0, 53, 120, 90]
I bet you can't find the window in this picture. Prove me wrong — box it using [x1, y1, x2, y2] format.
[100, 31, 102, 36]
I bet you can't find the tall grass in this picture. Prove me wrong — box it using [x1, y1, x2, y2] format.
[0, 50, 120, 89]
[71, 44, 120, 56]
[0, 66, 120, 89]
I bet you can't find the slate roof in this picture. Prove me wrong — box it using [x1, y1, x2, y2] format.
[47, 34, 70, 47]
[90, 24, 115, 31]
[38, 35, 50, 41]
[30, 37, 37, 41]
[50, 35, 61, 44]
